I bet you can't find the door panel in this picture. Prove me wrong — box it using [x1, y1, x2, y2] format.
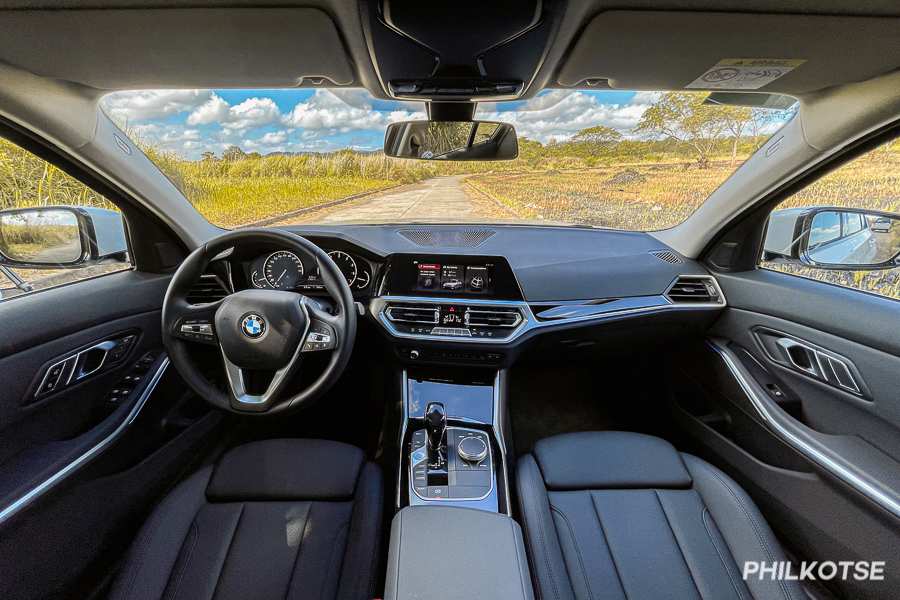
[668, 268, 900, 600]
[0, 269, 221, 599]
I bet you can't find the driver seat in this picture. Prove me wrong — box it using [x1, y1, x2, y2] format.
[109, 439, 382, 600]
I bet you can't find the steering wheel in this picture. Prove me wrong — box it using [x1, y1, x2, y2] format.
[161, 228, 357, 414]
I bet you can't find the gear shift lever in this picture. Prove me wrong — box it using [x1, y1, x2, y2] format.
[424, 402, 447, 465]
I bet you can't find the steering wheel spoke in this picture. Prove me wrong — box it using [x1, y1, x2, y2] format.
[220, 346, 304, 412]
[301, 299, 341, 353]
[170, 300, 221, 345]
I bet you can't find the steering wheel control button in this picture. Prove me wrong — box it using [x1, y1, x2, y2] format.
[239, 313, 266, 339]
[457, 435, 489, 463]
[302, 322, 337, 352]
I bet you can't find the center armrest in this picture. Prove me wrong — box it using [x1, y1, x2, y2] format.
[384, 506, 534, 600]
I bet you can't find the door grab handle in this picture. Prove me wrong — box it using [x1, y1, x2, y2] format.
[71, 340, 117, 382]
[775, 337, 822, 378]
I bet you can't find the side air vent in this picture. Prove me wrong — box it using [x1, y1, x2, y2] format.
[187, 275, 230, 304]
[666, 276, 723, 304]
[398, 228, 496, 248]
[465, 307, 523, 328]
[385, 304, 440, 325]
[650, 249, 683, 264]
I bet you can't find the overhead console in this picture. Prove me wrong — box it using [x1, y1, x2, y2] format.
[362, 0, 559, 101]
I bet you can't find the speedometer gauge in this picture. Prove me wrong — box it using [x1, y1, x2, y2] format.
[264, 251, 304, 289]
[327, 251, 358, 286]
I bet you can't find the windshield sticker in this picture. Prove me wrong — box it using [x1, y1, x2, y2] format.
[686, 59, 806, 90]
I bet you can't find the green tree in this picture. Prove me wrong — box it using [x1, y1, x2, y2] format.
[572, 125, 622, 146]
[222, 145, 246, 162]
[635, 92, 731, 168]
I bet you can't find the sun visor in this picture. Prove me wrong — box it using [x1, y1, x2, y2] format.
[557, 11, 900, 94]
[0, 8, 355, 90]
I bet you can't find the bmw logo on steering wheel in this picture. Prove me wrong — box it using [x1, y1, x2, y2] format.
[240, 313, 266, 339]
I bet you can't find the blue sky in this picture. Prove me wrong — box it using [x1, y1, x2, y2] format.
[101, 88, 659, 160]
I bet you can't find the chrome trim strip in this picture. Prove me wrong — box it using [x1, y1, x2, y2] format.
[709, 341, 900, 520]
[371, 281, 725, 345]
[0, 357, 170, 527]
[493, 369, 513, 516]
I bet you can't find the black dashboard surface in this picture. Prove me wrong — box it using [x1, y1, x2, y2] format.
[282, 224, 708, 301]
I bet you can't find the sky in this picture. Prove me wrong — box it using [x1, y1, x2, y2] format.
[100, 88, 664, 160]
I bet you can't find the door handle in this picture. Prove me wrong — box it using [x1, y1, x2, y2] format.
[775, 337, 823, 378]
[71, 340, 117, 382]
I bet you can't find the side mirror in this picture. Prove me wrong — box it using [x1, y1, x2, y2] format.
[0, 206, 128, 269]
[384, 120, 518, 161]
[763, 207, 899, 270]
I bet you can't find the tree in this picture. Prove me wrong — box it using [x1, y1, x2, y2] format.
[718, 105, 752, 166]
[635, 92, 732, 168]
[571, 125, 622, 146]
[222, 145, 246, 162]
[200, 151, 217, 161]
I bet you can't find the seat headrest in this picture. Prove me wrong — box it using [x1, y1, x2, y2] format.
[533, 431, 692, 490]
[207, 438, 364, 501]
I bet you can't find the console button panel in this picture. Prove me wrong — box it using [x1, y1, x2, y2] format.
[409, 427, 492, 501]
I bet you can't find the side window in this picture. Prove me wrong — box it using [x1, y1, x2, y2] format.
[0, 136, 132, 301]
[761, 137, 900, 300]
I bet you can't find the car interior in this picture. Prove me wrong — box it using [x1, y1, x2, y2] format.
[0, 1, 898, 600]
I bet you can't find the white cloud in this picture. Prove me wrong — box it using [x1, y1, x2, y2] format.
[283, 90, 422, 131]
[102, 90, 212, 123]
[477, 90, 654, 143]
[186, 95, 229, 125]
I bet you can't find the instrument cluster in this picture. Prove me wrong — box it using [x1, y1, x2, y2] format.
[246, 248, 374, 293]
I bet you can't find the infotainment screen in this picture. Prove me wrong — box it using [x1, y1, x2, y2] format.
[386, 254, 522, 300]
[415, 261, 492, 294]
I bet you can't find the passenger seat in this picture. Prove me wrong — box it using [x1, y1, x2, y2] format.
[517, 431, 803, 600]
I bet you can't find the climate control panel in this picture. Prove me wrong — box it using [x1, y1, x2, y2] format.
[383, 301, 524, 340]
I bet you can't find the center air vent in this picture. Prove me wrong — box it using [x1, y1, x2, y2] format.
[186, 275, 230, 304]
[385, 304, 440, 325]
[666, 276, 723, 304]
[398, 229, 496, 248]
[465, 307, 523, 328]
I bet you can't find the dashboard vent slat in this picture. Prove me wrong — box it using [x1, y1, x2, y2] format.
[649, 249, 683, 264]
[385, 304, 440, 325]
[187, 275, 230, 304]
[666, 276, 722, 304]
[465, 307, 522, 328]
[399, 229, 496, 248]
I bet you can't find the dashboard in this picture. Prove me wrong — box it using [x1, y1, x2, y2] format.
[217, 224, 727, 366]
[244, 248, 375, 293]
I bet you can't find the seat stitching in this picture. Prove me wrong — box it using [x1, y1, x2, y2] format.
[283, 502, 313, 600]
[550, 504, 595, 600]
[702, 507, 746, 600]
[654, 490, 702, 599]
[588, 492, 629, 600]
[698, 463, 797, 600]
[521, 466, 561, 600]
[210, 503, 245, 600]
[165, 520, 199, 600]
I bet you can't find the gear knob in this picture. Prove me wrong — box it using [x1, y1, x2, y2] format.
[424, 402, 447, 452]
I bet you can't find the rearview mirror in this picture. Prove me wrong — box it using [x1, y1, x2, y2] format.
[0, 206, 128, 269]
[763, 207, 899, 270]
[384, 120, 518, 161]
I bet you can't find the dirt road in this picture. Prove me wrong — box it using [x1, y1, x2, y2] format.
[273, 175, 518, 225]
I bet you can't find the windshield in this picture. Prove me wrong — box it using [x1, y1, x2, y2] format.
[103, 89, 793, 230]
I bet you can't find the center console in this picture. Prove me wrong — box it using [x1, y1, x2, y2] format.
[398, 368, 511, 514]
[388, 368, 532, 599]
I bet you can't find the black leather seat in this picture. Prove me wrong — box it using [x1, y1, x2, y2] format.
[109, 439, 382, 600]
[517, 432, 804, 600]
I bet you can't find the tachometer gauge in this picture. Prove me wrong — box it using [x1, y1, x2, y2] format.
[327, 251, 358, 286]
[354, 270, 371, 289]
[250, 269, 269, 288]
[264, 251, 304, 289]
